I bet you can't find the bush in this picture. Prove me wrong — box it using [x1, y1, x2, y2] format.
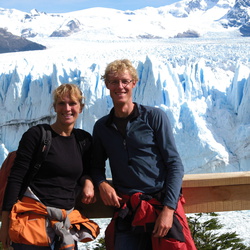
[93, 237, 106, 250]
[188, 212, 250, 250]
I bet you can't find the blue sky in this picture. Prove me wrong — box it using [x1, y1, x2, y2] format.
[1, 0, 179, 13]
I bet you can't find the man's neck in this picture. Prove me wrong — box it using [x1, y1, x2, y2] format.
[114, 102, 135, 118]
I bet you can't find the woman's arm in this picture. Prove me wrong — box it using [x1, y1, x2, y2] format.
[0, 211, 11, 249]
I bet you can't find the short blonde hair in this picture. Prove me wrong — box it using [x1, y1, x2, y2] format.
[53, 84, 84, 109]
[101, 59, 139, 84]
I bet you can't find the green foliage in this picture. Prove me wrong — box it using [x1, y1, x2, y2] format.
[188, 212, 250, 250]
[0, 242, 2, 250]
[93, 237, 106, 250]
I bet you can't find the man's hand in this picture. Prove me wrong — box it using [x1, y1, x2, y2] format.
[152, 206, 174, 238]
[99, 181, 122, 207]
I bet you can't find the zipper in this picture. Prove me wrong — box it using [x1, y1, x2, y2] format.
[123, 139, 127, 150]
[111, 122, 128, 151]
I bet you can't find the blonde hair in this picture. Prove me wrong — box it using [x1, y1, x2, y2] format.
[53, 84, 84, 109]
[101, 59, 139, 84]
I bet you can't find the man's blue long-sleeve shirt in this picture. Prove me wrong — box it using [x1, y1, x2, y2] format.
[91, 103, 184, 209]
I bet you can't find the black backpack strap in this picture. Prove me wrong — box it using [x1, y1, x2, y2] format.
[73, 128, 91, 153]
[31, 124, 52, 177]
[19, 124, 52, 199]
[72, 128, 92, 175]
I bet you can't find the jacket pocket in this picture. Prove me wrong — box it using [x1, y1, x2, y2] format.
[9, 209, 50, 246]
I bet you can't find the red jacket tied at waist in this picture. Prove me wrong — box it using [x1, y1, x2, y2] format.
[105, 192, 197, 250]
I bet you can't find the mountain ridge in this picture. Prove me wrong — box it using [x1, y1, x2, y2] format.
[0, 28, 46, 53]
[0, 0, 249, 40]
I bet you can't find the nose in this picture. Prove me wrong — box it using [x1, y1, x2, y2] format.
[116, 80, 125, 87]
[117, 82, 123, 87]
[64, 103, 71, 110]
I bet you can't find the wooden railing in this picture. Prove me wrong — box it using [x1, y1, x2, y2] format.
[79, 171, 250, 218]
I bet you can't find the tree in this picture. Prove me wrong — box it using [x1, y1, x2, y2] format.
[188, 212, 250, 250]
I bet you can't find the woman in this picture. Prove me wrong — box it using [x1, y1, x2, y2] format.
[0, 83, 97, 250]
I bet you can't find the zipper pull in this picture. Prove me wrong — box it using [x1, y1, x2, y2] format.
[123, 139, 126, 150]
[42, 139, 50, 152]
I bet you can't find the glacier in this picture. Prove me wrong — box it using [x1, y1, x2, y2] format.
[0, 37, 250, 175]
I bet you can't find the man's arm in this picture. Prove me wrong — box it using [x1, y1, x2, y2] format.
[98, 181, 122, 207]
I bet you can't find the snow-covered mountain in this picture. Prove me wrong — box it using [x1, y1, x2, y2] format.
[0, 0, 249, 40]
[0, 28, 46, 53]
[0, 0, 250, 176]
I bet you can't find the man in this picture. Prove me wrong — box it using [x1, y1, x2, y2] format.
[91, 59, 196, 250]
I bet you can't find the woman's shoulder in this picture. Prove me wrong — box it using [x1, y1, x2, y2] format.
[17, 124, 51, 154]
[25, 124, 52, 141]
[73, 128, 92, 152]
[22, 124, 44, 139]
[26, 123, 50, 133]
[73, 128, 92, 140]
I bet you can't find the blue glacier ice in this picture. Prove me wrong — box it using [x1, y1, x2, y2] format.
[0, 38, 250, 176]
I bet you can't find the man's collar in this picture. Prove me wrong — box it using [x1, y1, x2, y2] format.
[106, 103, 140, 126]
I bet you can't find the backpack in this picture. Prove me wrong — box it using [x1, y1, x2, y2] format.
[0, 124, 52, 215]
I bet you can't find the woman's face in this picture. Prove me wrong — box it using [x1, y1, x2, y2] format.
[54, 93, 82, 126]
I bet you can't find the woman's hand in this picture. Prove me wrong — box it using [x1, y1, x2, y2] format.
[81, 177, 96, 204]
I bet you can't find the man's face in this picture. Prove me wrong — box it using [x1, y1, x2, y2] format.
[106, 70, 136, 105]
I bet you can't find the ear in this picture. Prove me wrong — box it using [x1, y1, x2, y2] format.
[105, 81, 110, 89]
[132, 80, 137, 88]
[79, 104, 84, 113]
